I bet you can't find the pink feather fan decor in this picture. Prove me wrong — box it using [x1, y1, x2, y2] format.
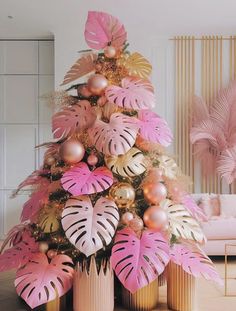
[190, 81, 236, 184]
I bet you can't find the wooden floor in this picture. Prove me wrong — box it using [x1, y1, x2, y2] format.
[0, 258, 236, 311]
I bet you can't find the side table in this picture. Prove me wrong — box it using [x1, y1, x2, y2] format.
[225, 243, 236, 296]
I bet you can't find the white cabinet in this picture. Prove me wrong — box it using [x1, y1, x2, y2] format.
[0, 40, 54, 240]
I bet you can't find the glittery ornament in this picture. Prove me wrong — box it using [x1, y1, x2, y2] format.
[143, 206, 168, 230]
[60, 139, 85, 164]
[109, 182, 135, 208]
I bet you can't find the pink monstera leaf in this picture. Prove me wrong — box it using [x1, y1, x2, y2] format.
[0, 223, 27, 253]
[137, 110, 173, 147]
[62, 196, 119, 257]
[15, 253, 74, 308]
[61, 162, 113, 195]
[84, 11, 127, 50]
[181, 194, 207, 222]
[0, 231, 38, 272]
[105, 77, 156, 110]
[170, 243, 222, 285]
[52, 101, 97, 140]
[21, 186, 49, 222]
[111, 228, 170, 293]
[217, 147, 236, 184]
[88, 113, 139, 156]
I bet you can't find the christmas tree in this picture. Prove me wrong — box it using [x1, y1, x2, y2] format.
[0, 11, 221, 308]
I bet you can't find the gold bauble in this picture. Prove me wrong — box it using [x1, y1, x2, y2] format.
[109, 182, 135, 208]
[88, 74, 108, 95]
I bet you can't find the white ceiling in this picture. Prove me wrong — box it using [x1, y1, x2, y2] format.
[0, 0, 236, 39]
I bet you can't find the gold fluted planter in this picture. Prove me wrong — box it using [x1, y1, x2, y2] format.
[31, 292, 69, 311]
[73, 257, 114, 311]
[158, 269, 167, 287]
[167, 262, 196, 311]
[122, 279, 159, 311]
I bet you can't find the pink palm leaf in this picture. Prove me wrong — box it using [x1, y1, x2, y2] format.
[15, 253, 74, 308]
[0, 231, 38, 272]
[181, 194, 207, 222]
[111, 228, 170, 293]
[217, 147, 236, 184]
[170, 243, 223, 285]
[137, 110, 173, 146]
[61, 162, 113, 196]
[88, 113, 139, 155]
[105, 77, 156, 110]
[52, 101, 97, 140]
[84, 11, 127, 50]
[0, 223, 27, 253]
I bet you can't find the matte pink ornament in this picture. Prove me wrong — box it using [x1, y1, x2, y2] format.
[60, 139, 85, 164]
[143, 206, 168, 230]
[138, 110, 173, 147]
[121, 212, 134, 225]
[105, 77, 156, 110]
[61, 162, 113, 196]
[62, 196, 119, 257]
[143, 182, 167, 205]
[88, 113, 139, 156]
[52, 100, 96, 140]
[111, 228, 170, 293]
[88, 74, 108, 95]
[84, 11, 127, 50]
[0, 231, 38, 272]
[129, 217, 144, 232]
[87, 154, 98, 166]
[15, 253, 74, 309]
[170, 243, 223, 285]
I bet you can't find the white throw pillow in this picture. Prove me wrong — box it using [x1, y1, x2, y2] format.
[220, 194, 236, 218]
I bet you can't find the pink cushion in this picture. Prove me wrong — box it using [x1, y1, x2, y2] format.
[201, 217, 236, 240]
[220, 194, 236, 218]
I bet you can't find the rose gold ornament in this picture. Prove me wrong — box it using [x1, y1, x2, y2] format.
[77, 84, 92, 98]
[87, 154, 98, 166]
[109, 182, 135, 208]
[143, 206, 168, 230]
[129, 217, 144, 232]
[143, 182, 167, 205]
[39, 242, 49, 253]
[60, 139, 85, 164]
[104, 45, 117, 58]
[45, 156, 55, 166]
[88, 74, 108, 95]
[95, 63, 103, 72]
[47, 249, 58, 259]
[121, 212, 134, 225]
[148, 168, 164, 182]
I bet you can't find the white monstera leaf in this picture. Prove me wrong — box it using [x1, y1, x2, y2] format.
[61, 196, 119, 257]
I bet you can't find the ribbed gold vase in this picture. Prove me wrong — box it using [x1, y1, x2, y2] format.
[122, 279, 159, 311]
[45, 296, 66, 311]
[167, 262, 196, 311]
[73, 257, 114, 311]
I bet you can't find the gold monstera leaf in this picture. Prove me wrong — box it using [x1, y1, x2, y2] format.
[118, 52, 152, 79]
[158, 155, 178, 179]
[161, 199, 205, 243]
[105, 147, 147, 177]
[39, 206, 60, 233]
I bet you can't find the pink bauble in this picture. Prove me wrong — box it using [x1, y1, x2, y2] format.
[47, 249, 58, 259]
[129, 217, 144, 232]
[143, 182, 167, 204]
[104, 45, 117, 58]
[60, 139, 85, 164]
[143, 206, 168, 230]
[87, 154, 98, 166]
[121, 212, 134, 225]
[88, 74, 108, 95]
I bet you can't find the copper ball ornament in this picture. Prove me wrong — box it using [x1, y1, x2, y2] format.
[109, 182, 135, 208]
[143, 182, 167, 205]
[121, 212, 134, 225]
[87, 154, 98, 166]
[104, 45, 117, 58]
[60, 139, 85, 164]
[129, 217, 144, 232]
[39, 242, 49, 253]
[143, 206, 168, 230]
[88, 74, 108, 95]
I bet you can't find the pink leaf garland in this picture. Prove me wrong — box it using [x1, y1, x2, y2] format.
[88, 113, 139, 156]
[0, 231, 38, 272]
[15, 253, 74, 309]
[111, 228, 170, 293]
[105, 77, 156, 110]
[62, 196, 119, 257]
[61, 162, 113, 196]
[170, 244, 223, 285]
[137, 110, 173, 147]
[52, 101, 97, 140]
[84, 11, 127, 50]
